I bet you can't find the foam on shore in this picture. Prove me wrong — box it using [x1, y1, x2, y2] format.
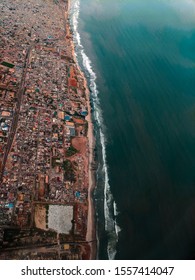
[69, 0, 120, 260]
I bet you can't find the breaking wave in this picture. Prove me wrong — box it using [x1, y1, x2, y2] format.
[69, 0, 121, 260]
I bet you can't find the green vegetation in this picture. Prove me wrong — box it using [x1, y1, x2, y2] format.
[45, 205, 49, 218]
[52, 157, 61, 168]
[45, 204, 49, 211]
[53, 111, 57, 118]
[1, 61, 14, 68]
[71, 86, 77, 93]
[62, 160, 76, 182]
[29, 106, 36, 111]
[52, 124, 58, 132]
[66, 145, 78, 157]
[84, 121, 88, 136]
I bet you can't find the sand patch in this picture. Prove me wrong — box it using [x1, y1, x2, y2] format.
[72, 137, 87, 155]
[73, 117, 85, 125]
[34, 204, 46, 230]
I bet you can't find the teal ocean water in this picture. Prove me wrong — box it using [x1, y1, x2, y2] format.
[73, 0, 195, 259]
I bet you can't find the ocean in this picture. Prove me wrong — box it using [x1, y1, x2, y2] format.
[70, 0, 195, 259]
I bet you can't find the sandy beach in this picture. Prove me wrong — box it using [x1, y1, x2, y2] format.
[67, 0, 97, 259]
[85, 85, 97, 260]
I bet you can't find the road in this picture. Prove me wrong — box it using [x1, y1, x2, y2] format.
[0, 46, 32, 183]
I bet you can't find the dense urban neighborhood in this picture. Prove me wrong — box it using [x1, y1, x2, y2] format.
[0, 0, 95, 259]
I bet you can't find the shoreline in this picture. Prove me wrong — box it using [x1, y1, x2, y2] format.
[67, 0, 97, 259]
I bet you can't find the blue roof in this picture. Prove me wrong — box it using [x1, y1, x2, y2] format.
[81, 111, 88, 116]
[65, 115, 71, 121]
[69, 127, 75, 136]
[75, 191, 81, 198]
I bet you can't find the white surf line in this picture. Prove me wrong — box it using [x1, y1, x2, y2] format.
[70, 0, 118, 260]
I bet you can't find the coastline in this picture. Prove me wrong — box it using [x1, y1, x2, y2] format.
[67, 0, 97, 259]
